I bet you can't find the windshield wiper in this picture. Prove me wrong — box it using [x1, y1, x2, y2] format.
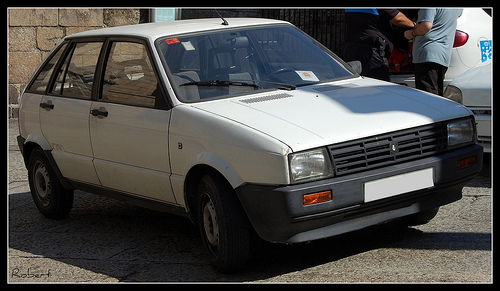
[179, 79, 296, 91]
[252, 80, 296, 91]
[179, 80, 259, 89]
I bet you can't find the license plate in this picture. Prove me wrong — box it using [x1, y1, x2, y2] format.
[364, 168, 434, 203]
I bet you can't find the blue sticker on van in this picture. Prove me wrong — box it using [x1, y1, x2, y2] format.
[480, 40, 492, 62]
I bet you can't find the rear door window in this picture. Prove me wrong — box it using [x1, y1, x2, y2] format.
[50, 41, 103, 99]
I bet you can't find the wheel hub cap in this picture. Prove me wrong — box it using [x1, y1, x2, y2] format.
[33, 162, 51, 205]
[203, 199, 219, 247]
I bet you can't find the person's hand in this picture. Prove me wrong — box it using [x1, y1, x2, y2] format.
[404, 29, 414, 40]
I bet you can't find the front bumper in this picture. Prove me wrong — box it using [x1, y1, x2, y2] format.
[236, 144, 483, 243]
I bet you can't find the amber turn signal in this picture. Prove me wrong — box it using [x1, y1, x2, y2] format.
[457, 156, 477, 170]
[303, 191, 332, 206]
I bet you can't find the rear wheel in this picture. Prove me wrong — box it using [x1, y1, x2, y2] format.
[196, 174, 249, 273]
[27, 148, 74, 219]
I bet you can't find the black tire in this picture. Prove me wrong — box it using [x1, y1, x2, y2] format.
[196, 174, 250, 273]
[27, 148, 74, 219]
[402, 207, 439, 226]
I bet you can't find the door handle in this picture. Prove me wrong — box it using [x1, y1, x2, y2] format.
[90, 108, 108, 117]
[39, 102, 54, 110]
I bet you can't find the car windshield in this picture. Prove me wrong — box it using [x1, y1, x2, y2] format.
[156, 25, 354, 102]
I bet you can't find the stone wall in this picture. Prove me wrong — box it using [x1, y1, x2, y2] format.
[8, 8, 141, 117]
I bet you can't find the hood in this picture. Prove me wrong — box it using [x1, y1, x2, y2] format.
[192, 77, 471, 152]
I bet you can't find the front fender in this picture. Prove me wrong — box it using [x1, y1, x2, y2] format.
[184, 152, 245, 189]
[168, 105, 291, 206]
[168, 152, 244, 209]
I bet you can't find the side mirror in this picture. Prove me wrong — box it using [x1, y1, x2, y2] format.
[346, 61, 362, 75]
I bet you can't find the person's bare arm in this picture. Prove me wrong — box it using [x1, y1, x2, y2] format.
[404, 21, 433, 40]
[390, 11, 416, 28]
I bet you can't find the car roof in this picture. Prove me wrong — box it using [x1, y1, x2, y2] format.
[65, 18, 290, 41]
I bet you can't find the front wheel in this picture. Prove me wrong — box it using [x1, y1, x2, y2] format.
[197, 174, 249, 273]
[27, 148, 74, 219]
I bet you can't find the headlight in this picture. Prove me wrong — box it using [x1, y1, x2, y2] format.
[443, 85, 462, 104]
[289, 148, 333, 184]
[447, 119, 474, 147]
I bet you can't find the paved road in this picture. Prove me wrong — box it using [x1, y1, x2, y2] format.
[8, 119, 492, 283]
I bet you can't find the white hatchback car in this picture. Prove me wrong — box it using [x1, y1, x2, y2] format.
[17, 18, 483, 273]
[444, 60, 492, 153]
[390, 8, 492, 88]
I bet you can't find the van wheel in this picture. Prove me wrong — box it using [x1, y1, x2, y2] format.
[27, 148, 74, 219]
[197, 174, 249, 273]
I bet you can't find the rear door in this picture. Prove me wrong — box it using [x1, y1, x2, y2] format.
[39, 40, 103, 185]
[89, 39, 176, 203]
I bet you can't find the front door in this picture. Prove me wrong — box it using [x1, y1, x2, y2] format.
[89, 40, 176, 204]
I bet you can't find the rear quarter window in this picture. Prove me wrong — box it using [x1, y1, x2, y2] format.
[27, 43, 68, 93]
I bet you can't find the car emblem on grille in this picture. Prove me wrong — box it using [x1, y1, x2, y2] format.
[390, 141, 399, 156]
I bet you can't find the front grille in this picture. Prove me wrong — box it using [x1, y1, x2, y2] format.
[328, 123, 448, 176]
